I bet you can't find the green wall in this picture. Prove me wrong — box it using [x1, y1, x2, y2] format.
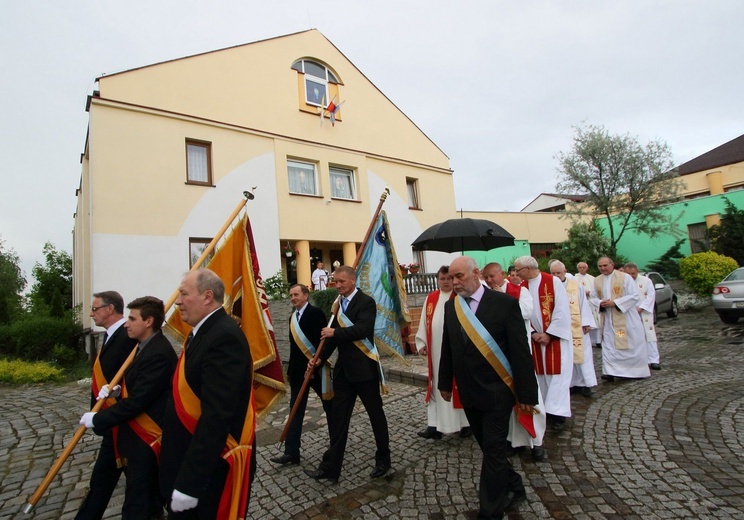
[597, 190, 744, 271]
[466, 240, 532, 269]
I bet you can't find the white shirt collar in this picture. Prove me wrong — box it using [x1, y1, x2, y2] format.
[191, 307, 221, 338]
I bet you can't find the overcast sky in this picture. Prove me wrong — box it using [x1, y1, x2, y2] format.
[1, 1, 741, 284]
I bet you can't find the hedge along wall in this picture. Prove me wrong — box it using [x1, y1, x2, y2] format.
[595, 190, 744, 273]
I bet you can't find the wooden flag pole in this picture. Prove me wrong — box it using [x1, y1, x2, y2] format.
[277, 187, 390, 447]
[23, 191, 255, 514]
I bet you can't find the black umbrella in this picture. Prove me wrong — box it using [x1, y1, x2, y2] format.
[411, 217, 515, 253]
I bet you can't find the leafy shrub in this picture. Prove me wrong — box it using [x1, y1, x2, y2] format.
[264, 272, 290, 300]
[679, 251, 739, 297]
[310, 288, 339, 321]
[0, 315, 83, 364]
[0, 358, 64, 384]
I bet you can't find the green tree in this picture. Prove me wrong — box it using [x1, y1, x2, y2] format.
[29, 242, 73, 314]
[551, 220, 612, 275]
[645, 239, 685, 278]
[708, 198, 744, 266]
[0, 238, 26, 324]
[555, 124, 684, 256]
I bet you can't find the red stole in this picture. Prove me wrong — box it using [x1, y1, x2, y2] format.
[522, 272, 562, 375]
[504, 282, 521, 300]
[172, 347, 256, 519]
[423, 290, 461, 407]
[92, 347, 123, 467]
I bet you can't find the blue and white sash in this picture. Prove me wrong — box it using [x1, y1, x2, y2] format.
[337, 309, 388, 394]
[290, 312, 333, 399]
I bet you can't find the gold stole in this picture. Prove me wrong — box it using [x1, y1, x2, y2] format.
[289, 314, 334, 400]
[594, 271, 629, 350]
[565, 278, 585, 364]
[92, 346, 124, 468]
[121, 380, 162, 460]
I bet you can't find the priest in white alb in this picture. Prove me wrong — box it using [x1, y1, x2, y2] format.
[590, 257, 650, 380]
[415, 266, 470, 439]
[515, 256, 573, 432]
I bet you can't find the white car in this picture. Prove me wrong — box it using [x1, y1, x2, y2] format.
[712, 267, 744, 324]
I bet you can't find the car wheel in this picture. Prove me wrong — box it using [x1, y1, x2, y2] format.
[720, 314, 740, 324]
[666, 297, 678, 318]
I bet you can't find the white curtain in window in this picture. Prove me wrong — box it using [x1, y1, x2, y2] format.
[288, 161, 317, 195]
[187, 145, 209, 183]
[407, 180, 419, 207]
[330, 168, 354, 199]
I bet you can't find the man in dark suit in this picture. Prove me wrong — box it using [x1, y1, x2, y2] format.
[76, 291, 137, 520]
[270, 283, 333, 466]
[80, 296, 177, 519]
[304, 265, 390, 483]
[159, 269, 254, 518]
[439, 256, 539, 519]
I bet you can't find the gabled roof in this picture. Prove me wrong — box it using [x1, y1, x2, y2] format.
[677, 134, 744, 175]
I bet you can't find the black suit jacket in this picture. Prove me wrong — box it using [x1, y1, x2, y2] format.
[320, 289, 378, 383]
[92, 323, 138, 408]
[287, 303, 327, 385]
[93, 331, 177, 458]
[159, 308, 253, 501]
[438, 288, 538, 410]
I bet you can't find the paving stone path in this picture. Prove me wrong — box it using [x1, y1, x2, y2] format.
[1, 305, 743, 519]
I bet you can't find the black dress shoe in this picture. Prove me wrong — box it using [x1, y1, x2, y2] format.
[270, 453, 300, 465]
[601, 374, 615, 382]
[551, 417, 566, 432]
[505, 489, 527, 510]
[304, 468, 339, 483]
[459, 426, 473, 438]
[369, 463, 390, 479]
[581, 386, 593, 398]
[649, 363, 662, 370]
[417, 427, 443, 439]
[531, 445, 546, 462]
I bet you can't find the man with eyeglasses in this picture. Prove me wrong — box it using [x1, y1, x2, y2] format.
[76, 291, 137, 520]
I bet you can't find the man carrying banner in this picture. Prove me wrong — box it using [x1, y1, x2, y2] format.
[271, 283, 333, 466]
[159, 269, 255, 518]
[439, 256, 538, 519]
[415, 266, 470, 440]
[79, 296, 177, 519]
[305, 265, 391, 483]
[76, 291, 137, 520]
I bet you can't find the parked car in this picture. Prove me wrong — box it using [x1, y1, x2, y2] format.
[643, 271, 679, 322]
[712, 267, 744, 324]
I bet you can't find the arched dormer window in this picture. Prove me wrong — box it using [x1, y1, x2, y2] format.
[291, 59, 342, 121]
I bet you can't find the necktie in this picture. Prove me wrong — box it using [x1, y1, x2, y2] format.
[341, 297, 349, 313]
[102, 332, 109, 346]
[184, 331, 194, 350]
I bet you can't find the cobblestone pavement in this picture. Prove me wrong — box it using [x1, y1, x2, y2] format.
[1, 306, 743, 519]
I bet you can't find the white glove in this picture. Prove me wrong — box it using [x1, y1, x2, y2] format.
[171, 489, 199, 512]
[97, 384, 121, 400]
[80, 412, 96, 429]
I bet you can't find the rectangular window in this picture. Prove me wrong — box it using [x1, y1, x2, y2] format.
[287, 160, 318, 195]
[330, 167, 356, 200]
[406, 178, 420, 209]
[687, 222, 709, 253]
[186, 140, 212, 185]
[305, 77, 327, 107]
[189, 238, 213, 268]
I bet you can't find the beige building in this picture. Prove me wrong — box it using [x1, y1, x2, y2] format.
[73, 29, 461, 309]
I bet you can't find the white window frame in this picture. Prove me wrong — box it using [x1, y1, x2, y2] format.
[287, 159, 319, 195]
[329, 166, 356, 200]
